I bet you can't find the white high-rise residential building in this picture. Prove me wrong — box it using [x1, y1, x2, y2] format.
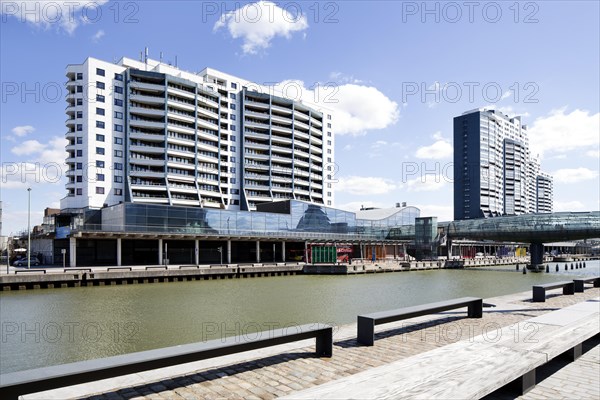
[61, 56, 334, 212]
[536, 172, 553, 213]
[453, 109, 553, 220]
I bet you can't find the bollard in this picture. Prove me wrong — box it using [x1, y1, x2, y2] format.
[556, 264, 559, 272]
[584, 262, 586, 268]
[546, 265, 549, 273]
[571, 263, 574, 270]
[516, 264, 519, 271]
[523, 267, 527, 274]
[565, 264, 568, 270]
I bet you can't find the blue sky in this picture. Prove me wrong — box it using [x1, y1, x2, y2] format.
[1, 0, 599, 235]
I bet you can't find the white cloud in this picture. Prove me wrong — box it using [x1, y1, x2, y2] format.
[585, 150, 600, 158]
[274, 80, 399, 135]
[335, 176, 397, 196]
[528, 108, 600, 157]
[415, 131, 453, 160]
[0, 1, 109, 34]
[342, 144, 353, 151]
[91, 29, 105, 42]
[11, 125, 35, 137]
[335, 200, 387, 213]
[553, 168, 599, 184]
[405, 175, 448, 192]
[11, 140, 47, 155]
[214, 1, 308, 54]
[553, 200, 586, 212]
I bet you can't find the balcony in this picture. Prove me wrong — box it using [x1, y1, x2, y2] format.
[167, 86, 195, 100]
[130, 81, 165, 93]
[130, 106, 165, 118]
[129, 93, 165, 106]
[130, 182, 167, 191]
[130, 131, 165, 142]
[131, 157, 165, 167]
[129, 144, 165, 154]
[245, 130, 270, 141]
[271, 124, 293, 135]
[130, 118, 165, 130]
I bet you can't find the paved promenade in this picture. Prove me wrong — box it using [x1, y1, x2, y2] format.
[23, 287, 600, 400]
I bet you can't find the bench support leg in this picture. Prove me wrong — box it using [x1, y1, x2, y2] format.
[563, 283, 575, 295]
[594, 279, 600, 288]
[468, 299, 483, 318]
[520, 369, 536, 394]
[569, 343, 582, 361]
[574, 281, 585, 293]
[316, 327, 333, 357]
[357, 317, 375, 346]
[532, 287, 546, 302]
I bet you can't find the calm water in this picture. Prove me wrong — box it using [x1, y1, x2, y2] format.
[1, 261, 598, 374]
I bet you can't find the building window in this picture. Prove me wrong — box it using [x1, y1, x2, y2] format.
[230, 93, 236, 100]
[76, 137, 83, 144]
[114, 162, 123, 170]
[96, 187, 105, 194]
[327, 114, 332, 120]
[327, 149, 331, 154]
[230, 125, 236, 131]
[114, 86, 123, 94]
[114, 189, 123, 196]
[230, 135, 236, 142]
[96, 160, 105, 168]
[96, 134, 105, 142]
[327, 201, 331, 206]
[96, 94, 105, 103]
[230, 114, 236, 120]
[76, 124, 83, 131]
[96, 68, 105, 76]
[96, 147, 105, 155]
[327, 123, 331, 128]
[96, 107, 105, 116]
[230, 178, 236, 184]
[231, 82, 237, 89]
[96, 81, 105, 90]
[114, 111, 123, 119]
[76, 72, 83, 80]
[327, 192, 332, 196]
[327, 132, 331, 137]
[76, 150, 82, 157]
[76, 98, 83, 105]
[114, 73, 123, 81]
[76, 188, 82, 195]
[231, 156, 236, 162]
[114, 124, 123, 132]
[327, 157, 331, 162]
[231, 189, 239, 194]
[76, 176, 83, 182]
[96, 121, 105, 129]
[76, 111, 83, 118]
[114, 150, 123, 157]
[114, 176, 123, 183]
[230, 146, 236, 151]
[114, 137, 123, 145]
[76, 85, 83, 93]
[230, 103, 236, 110]
[114, 99, 123, 107]
[76, 163, 83, 170]
[96, 174, 105, 181]
[327, 140, 332, 145]
[230, 167, 236, 173]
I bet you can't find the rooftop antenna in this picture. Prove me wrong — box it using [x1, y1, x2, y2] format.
[139, 51, 143, 62]
[160, 52, 163, 63]
[175, 55, 178, 68]
[144, 47, 149, 64]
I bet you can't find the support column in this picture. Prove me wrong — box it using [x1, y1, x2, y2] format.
[158, 239, 163, 265]
[69, 237, 77, 267]
[256, 241, 260, 263]
[116, 238, 122, 266]
[530, 242, 544, 268]
[227, 240, 232, 264]
[194, 239, 199, 265]
[447, 239, 452, 260]
[282, 241, 286, 262]
[305, 241, 308, 263]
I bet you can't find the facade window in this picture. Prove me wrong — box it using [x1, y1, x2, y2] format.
[114, 189, 123, 196]
[76, 85, 83, 93]
[114, 86, 123, 94]
[327, 131, 331, 137]
[76, 124, 83, 131]
[76, 137, 83, 144]
[327, 157, 331, 162]
[76, 111, 83, 118]
[230, 114, 236, 120]
[231, 156, 236, 162]
[327, 149, 331, 154]
[96, 134, 105, 142]
[327, 183, 332, 188]
[96, 107, 105, 115]
[97, 174, 105, 181]
[96, 121, 105, 129]
[327, 201, 331, 206]
[230, 178, 236, 184]
[230, 146, 236, 151]
[96, 147, 105, 155]
[76, 150, 82, 157]
[97, 81, 105, 89]
[96, 160, 105, 168]
[230, 93, 236, 100]
[327, 115, 332, 120]
[229, 167, 236, 173]
[114, 124, 123, 132]
[114, 162, 123, 170]
[114, 73, 123, 81]
[327, 192, 332, 196]
[230, 125, 236, 131]
[231, 82, 237, 89]
[76, 188, 82, 195]
[327, 123, 331, 128]
[231, 189, 239, 194]
[96, 94, 105, 103]
[114, 111, 123, 119]
[230, 103, 236, 110]
[76, 98, 83, 106]
[114, 137, 123, 145]
[114, 176, 123, 183]
[327, 140, 332, 145]
[76, 176, 83, 182]
[114, 150, 123, 157]
[96, 187, 105, 194]
[114, 99, 123, 107]
[96, 68, 105, 76]
[76, 163, 83, 170]
[76, 73, 83, 80]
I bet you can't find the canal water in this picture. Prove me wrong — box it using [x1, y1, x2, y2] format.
[1, 261, 598, 374]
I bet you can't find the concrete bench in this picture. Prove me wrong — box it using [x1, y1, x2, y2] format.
[107, 267, 132, 272]
[283, 299, 600, 400]
[532, 281, 575, 302]
[63, 268, 92, 272]
[574, 276, 600, 292]
[357, 297, 483, 346]
[0, 323, 332, 400]
[145, 266, 167, 270]
[14, 269, 46, 274]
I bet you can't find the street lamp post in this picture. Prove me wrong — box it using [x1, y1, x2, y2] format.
[27, 188, 31, 270]
[217, 246, 222, 265]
